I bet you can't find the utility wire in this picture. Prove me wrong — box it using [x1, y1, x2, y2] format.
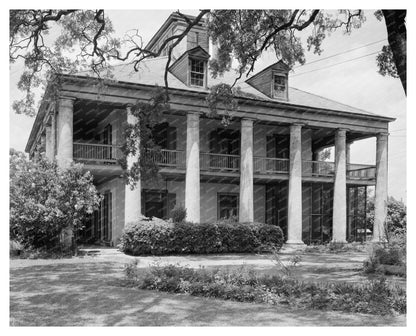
[291, 51, 380, 78]
[293, 39, 386, 69]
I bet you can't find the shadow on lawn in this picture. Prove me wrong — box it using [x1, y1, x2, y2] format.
[10, 262, 405, 326]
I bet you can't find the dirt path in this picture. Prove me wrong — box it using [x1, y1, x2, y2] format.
[10, 253, 406, 326]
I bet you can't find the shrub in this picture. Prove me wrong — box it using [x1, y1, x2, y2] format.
[171, 205, 187, 223]
[9, 149, 101, 253]
[119, 219, 284, 256]
[363, 242, 406, 276]
[367, 196, 407, 235]
[124, 262, 406, 315]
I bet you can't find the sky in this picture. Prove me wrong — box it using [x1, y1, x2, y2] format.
[8, 9, 407, 202]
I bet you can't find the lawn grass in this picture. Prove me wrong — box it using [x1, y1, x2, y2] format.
[10, 259, 406, 326]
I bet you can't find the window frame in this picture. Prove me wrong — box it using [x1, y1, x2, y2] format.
[217, 192, 239, 220]
[188, 57, 206, 88]
[272, 72, 287, 99]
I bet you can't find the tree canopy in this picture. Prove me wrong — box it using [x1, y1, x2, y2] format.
[10, 9, 406, 117]
[10, 9, 406, 184]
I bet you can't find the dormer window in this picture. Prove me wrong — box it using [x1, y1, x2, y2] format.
[245, 61, 289, 100]
[189, 58, 205, 87]
[168, 46, 210, 88]
[273, 73, 287, 99]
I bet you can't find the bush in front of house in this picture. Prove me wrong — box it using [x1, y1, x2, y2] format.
[171, 205, 187, 223]
[123, 262, 406, 315]
[9, 149, 101, 254]
[119, 218, 284, 255]
[363, 242, 406, 277]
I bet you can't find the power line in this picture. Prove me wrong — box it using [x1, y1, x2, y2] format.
[291, 51, 380, 78]
[293, 39, 386, 69]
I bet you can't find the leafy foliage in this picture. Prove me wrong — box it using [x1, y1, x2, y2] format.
[9, 149, 101, 251]
[366, 196, 407, 235]
[377, 45, 399, 78]
[124, 262, 406, 315]
[119, 218, 284, 256]
[120, 87, 170, 186]
[171, 205, 187, 223]
[207, 10, 365, 78]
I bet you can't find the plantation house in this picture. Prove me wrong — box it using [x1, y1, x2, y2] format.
[26, 13, 394, 246]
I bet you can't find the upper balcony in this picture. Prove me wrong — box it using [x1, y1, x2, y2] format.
[73, 144, 376, 184]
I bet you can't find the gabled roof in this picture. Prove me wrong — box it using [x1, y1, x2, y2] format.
[169, 45, 210, 71]
[80, 56, 383, 118]
[145, 12, 205, 51]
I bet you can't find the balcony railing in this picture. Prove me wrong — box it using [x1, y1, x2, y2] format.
[303, 160, 335, 177]
[149, 149, 186, 169]
[254, 157, 289, 174]
[73, 142, 122, 164]
[141, 149, 377, 181]
[200, 152, 240, 172]
[347, 164, 376, 180]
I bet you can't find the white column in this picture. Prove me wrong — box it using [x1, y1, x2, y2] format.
[40, 133, 46, 154]
[373, 132, 389, 242]
[332, 129, 347, 243]
[185, 112, 200, 223]
[124, 105, 142, 224]
[51, 112, 56, 158]
[346, 142, 352, 165]
[239, 118, 254, 222]
[56, 97, 75, 168]
[287, 123, 304, 245]
[45, 125, 53, 161]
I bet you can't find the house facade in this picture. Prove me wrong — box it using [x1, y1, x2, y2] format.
[25, 13, 394, 246]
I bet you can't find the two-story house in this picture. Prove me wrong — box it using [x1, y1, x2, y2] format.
[25, 12, 394, 246]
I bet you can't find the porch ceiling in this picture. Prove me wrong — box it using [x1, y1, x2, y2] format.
[311, 127, 375, 151]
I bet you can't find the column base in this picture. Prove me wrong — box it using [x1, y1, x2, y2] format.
[285, 240, 306, 245]
[371, 236, 387, 243]
[331, 239, 347, 244]
[281, 241, 306, 253]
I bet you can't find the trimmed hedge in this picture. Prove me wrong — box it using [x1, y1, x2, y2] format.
[119, 219, 284, 255]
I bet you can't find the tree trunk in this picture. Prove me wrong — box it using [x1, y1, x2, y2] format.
[382, 10, 406, 94]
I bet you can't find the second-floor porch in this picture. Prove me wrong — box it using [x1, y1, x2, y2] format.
[72, 143, 376, 184]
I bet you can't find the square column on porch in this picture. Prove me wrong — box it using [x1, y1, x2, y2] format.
[56, 97, 75, 168]
[124, 104, 142, 224]
[287, 123, 304, 245]
[332, 128, 348, 243]
[185, 112, 201, 223]
[373, 132, 389, 242]
[239, 118, 254, 222]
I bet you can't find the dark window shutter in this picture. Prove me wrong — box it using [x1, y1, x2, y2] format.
[276, 135, 289, 159]
[266, 136, 276, 157]
[209, 130, 218, 153]
[167, 126, 177, 150]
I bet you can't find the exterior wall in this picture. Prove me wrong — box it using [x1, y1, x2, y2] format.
[95, 108, 126, 145]
[74, 108, 126, 146]
[96, 177, 126, 244]
[142, 178, 265, 224]
[164, 114, 187, 150]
